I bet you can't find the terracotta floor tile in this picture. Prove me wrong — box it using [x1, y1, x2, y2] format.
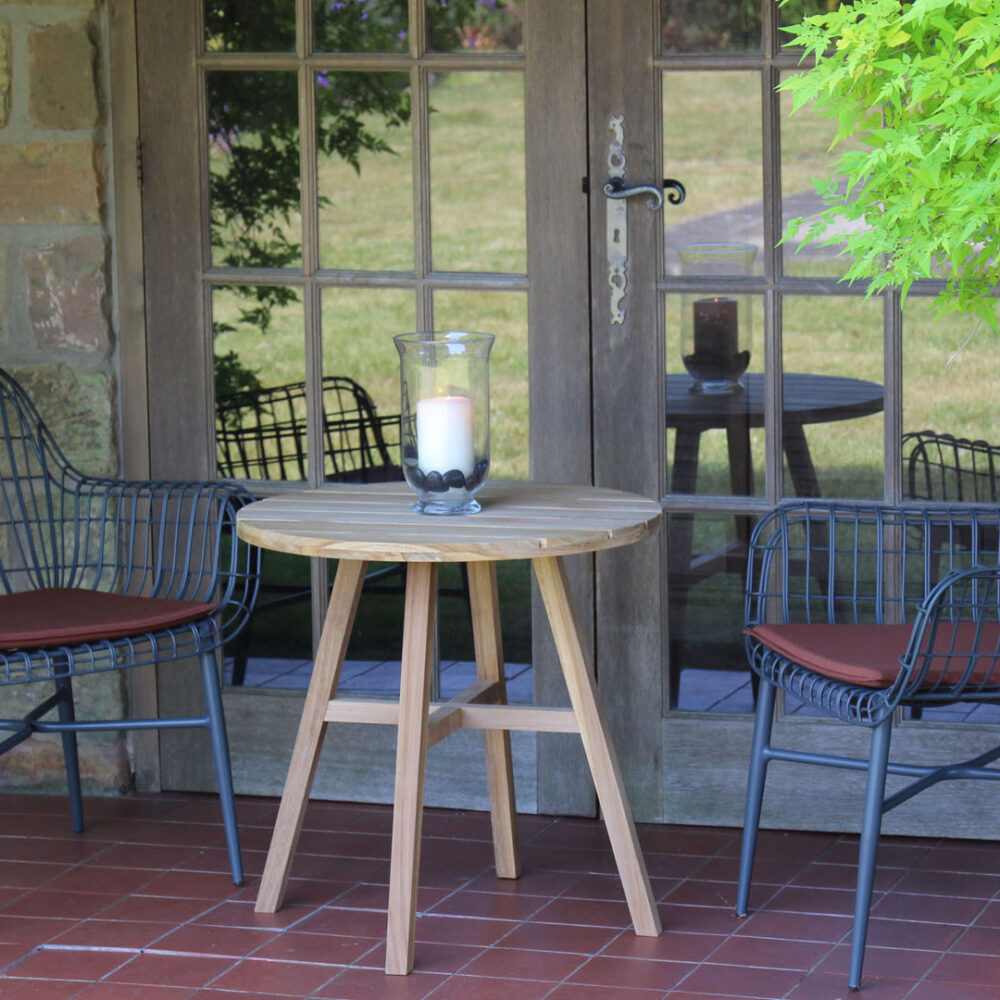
[872, 889, 986, 924]
[208, 956, 338, 995]
[0, 914, 78, 947]
[600, 930, 726, 963]
[925, 950, 1000, 985]
[427, 974, 551, 1000]
[816, 942, 940, 980]
[154, 921, 280, 956]
[250, 929, 379, 966]
[788, 970, 916, 999]
[427, 888, 549, 920]
[50, 918, 176, 950]
[413, 913, 516, 947]
[72, 985, 193, 999]
[365, 939, 486, 974]
[458, 945, 585, 981]
[677, 961, 805, 997]
[893, 868, 1000, 898]
[0, 976, 83, 998]
[2, 889, 121, 920]
[545, 985, 664, 1000]
[96, 893, 215, 923]
[0, 860, 67, 889]
[43, 865, 158, 896]
[907, 981, 1000, 1000]
[499, 921, 620, 954]
[952, 925, 1000, 955]
[867, 915, 965, 952]
[7, 945, 131, 982]
[293, 906, 388, 938]
[106, 952, 235, 988]
[569, 954, 693, 992]
[314, 966, 448, 998]
[531, 895, 631, 928]
[194, 898, 319, 930]
[707, 933, 834, 970]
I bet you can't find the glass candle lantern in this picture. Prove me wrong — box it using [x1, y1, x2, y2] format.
[678, 243, 756, 394]
[394, 331, 494, 515]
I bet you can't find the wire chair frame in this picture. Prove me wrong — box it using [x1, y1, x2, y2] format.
[0, 367, 259, 884]
[215, 375, 401, 483]
[738, 498, 1000, 990]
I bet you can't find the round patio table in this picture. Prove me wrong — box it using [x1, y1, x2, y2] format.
[237, 480, 663, 975]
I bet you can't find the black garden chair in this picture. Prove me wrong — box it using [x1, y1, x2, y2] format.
[0, 367, 259, 884]
[736, 499, 1000, 990]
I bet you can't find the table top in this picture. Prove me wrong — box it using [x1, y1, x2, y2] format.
[236, 480, 663, 563]
[666, 372, 884, 429]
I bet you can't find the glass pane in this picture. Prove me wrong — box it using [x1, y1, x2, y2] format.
[782, 295, 884, 500]
[207, 71, 301, 271]
[663, 72, 763, 272]
[902, 298, 1000, 724]
[661, 0, 760, 53]
[213, 284, 307, 481]
[316, 72, 414, 271]
[204, 0, 296, 52]
[223, 550, 313, 688]
[780, 1, 850, 32]
[780, 70, 862, 279]
[430, 72, 526, 273]
[320, 285, 415, 450]
[668, 512, 756, 713]
[665, 294, 765, 497]
[432, 290, 529, 481]
[314, 0, 409, 53]
[426, 0, 523, 53]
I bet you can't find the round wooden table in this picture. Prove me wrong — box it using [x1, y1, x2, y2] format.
[238, 480, 663, 975]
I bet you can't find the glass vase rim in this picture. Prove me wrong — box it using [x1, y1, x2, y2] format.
[394, 330, 496, 348]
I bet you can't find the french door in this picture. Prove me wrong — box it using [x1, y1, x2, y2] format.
[134, 0, 1000, 837]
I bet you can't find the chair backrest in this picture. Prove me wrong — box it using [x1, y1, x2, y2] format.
[215, 375, 401, 483]
[0, 368, 82, 593]
[902, 429, 1000, 503]
[746, 501, 1000, 628]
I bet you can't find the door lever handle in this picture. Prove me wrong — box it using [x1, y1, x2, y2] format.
[603, 177, 663, 211]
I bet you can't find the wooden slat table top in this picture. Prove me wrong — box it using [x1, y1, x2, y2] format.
[236, 480, 662, 562]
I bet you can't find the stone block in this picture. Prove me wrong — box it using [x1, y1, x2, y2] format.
[29, 21, 98, 129]
[11, 364, 117, 477]
[24, 235, 109, 353]
[0, 142, 102, 224]
[0, 20, 10, 128]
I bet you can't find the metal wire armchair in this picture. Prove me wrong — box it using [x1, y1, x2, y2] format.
[736, 499, 1000, 990]
[0, 367, 259, 885]
[903, 428, 1000, 504]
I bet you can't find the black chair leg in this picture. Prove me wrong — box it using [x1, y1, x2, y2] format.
[736, 677, 776, 917]
[54, 675, 84, 833]
[849, 718, 892, 991]
[200, 650, 244, 885]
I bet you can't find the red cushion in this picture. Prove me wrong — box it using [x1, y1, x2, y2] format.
[747, 622, 1000, 690]
[0, 587, 218, 651]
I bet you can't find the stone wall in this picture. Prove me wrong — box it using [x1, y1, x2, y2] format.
[0, 0, 129, 795]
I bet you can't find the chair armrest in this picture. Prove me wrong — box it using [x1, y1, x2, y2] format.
[901, 563, 1000, 698]
[57, 477, 259, 631]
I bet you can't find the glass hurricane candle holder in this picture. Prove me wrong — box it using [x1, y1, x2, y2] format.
[678, 243, 756, 394]
[394, 331, 494, 515]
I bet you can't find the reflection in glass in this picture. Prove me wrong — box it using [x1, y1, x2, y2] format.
[902, 301, 1000, 726]
[427, 0, 523, 52]
[668, 513, 756, 713]
[779, 1, 850, 31]
[430, 72, 526, 274]
[207, 71, 301, 272]
[661, 0, 759, 52]
[665, 294, 765, 497]
[204, 0, 296, 53]
[433, 290, 529, 481]
[213, 284, 307, 481]
[663, 72, 763, 273]
[321, 288, 414, 423]
[782, 295, 883, 499]
[314, 0, 409, 53]
[316, 72, 414, 270]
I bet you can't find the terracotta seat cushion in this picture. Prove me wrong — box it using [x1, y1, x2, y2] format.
[0, 588, 218, 650]
[747, 622, 1000, 690]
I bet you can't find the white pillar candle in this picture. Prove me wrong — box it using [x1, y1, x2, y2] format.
[416, 395, 475, 477]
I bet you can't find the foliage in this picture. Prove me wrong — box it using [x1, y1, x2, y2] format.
[781, 0, 1000, 328]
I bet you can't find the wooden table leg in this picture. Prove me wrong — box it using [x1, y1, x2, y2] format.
[466, 561, 521, 880]
[533, 555, 661, 937]
[256, 559, 367, 913]
[385, 561, 438, 975]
